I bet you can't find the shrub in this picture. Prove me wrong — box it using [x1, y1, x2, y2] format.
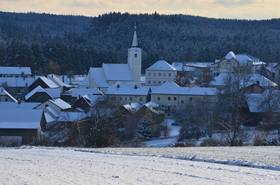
[200, 138, 220, 146]
[172, 140, 196, 147]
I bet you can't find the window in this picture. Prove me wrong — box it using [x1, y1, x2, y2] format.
[140, 97, 143, 101]
[174, 97, 177, 101]
[189, 97, 193, 101]
[158, 73, 161, 76]
[157, 97, 161, 101]
[168, 97, 171, 101]
[153, 73, 156, 76]
[174, 105, 177, 108]
[134, 54, 138, 58]
[119, 97, 122, 101]
[158, 81, 161, 85]
[148, 73, 151, 76]
[130, 97, 133, 101]
[0, 98, 1, 102]
[153, 81, 156, 85]
[148, 80, 151, 84]
[163, 73, 166, 76]
[111, 97, 116, 101]
[168, 73, 171, 77]
[125, 97, 127, 101]
[5, 98, 8, 102]
[181, 100, 184, 104]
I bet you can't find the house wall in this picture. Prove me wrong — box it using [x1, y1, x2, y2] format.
[0, 95, 16, 102]
[107, 94, 148, 105]
[145, 70, 177, 86]
[0, 129, 37, 145]
[151, 93, 218, 117]
[26, 92, 52, 102]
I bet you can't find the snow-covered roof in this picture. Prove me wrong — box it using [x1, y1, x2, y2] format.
[47, 74, 72, 88]
[146, 60, 177, 71]
[106, 82, 150, 96]
[38, 77, 59, 88]
[0, 109, 42, 129]
[44, 88, 61, 98]
[72, 88, 103, 98]
[103, 64, 134, 81]
[151, 81, 219, 95]
[25, 86, 52, 100]
[211, 74, 278, 87]
[45, 106, 60, 118]
[171, 62, 195, 72]
[0, 77, 35, 87]
[91, 67, 110, 87]
[0, 102, 40, 109]
[49, 98, 71, 110]
[44, 112, 56, 123]
[225, 51, 236, 59]
[58, 112, 88, 122]
[0, 87, 17, 102]
[79, 73, 91, 87]
[144, 101, 159, 108]
[123, 102, 142, 113]
[252, 61, 266, 66]
[0, 67, 31, 75]
[246, 90, 280, 113]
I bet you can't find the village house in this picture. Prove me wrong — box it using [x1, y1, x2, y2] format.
[145, 59, 177, 86]
[0, 109, 43, 145]
[25, 86, 53, 102]
[28, 76, 59, 92]
[34, 98, 72, 114]
[106, 82, 151, 105]
[151, 81, 219, 117]
[171, 62, 212, 77]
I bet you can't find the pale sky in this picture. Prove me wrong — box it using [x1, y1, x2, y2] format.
[1, 0, 280, 20]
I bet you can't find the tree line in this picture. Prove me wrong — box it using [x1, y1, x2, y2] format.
[1, 11, 280, 75]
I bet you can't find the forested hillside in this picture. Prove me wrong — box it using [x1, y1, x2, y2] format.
[1, 11, 280, 75]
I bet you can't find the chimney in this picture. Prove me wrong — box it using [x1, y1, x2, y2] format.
[256, 81, 260, 86]
[117, 84, 120, 88]
[18, 99, 21, 104]
[79, 94, 81, 99]
[134, 84, 137, 89]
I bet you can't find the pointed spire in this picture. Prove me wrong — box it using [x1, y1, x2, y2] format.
[132, 23, 138, 47]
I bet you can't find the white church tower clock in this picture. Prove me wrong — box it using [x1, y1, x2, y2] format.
[128, 25, 142, 86]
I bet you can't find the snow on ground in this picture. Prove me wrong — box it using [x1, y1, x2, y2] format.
[0, 146, 280, 184]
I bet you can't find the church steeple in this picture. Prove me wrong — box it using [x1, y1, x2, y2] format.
[128, 25, 142, 86]
[131, 24, 138, 47]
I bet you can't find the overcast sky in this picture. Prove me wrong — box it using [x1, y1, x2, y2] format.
[1, 0, 280, 20]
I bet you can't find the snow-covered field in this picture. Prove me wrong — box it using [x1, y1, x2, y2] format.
[0, 146, 280, 184]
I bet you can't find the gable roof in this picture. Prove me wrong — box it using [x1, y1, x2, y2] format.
[58, 111, 88, 122]
[0, 109, 42, 129]
[211, 74, 278, 87]
[25, 86, 52, 100]
[151, 81, 219, 95]
[0, 77, 35, 87]
[106, 82, 150, 96]
[49, 98, 71, 110]
[146, 60, 177, 71]
[90, 68, 109, 87]
[123, 102, 143, 113]
[0, 67, 31, 75]
[0, 102, 40, 109]
[0, 87, 17, 102]
[72, 88, 103, 98]
[35, 76, 59, 88]
[103, 63, 134, 81]
[47, 74, 72, 88]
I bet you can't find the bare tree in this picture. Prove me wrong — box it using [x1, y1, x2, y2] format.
[217, 74, 251, 146]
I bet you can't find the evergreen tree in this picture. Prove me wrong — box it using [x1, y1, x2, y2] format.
[136, 116, 152, 139]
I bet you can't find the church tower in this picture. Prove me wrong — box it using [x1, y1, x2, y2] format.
[128, 26, 142, 86]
